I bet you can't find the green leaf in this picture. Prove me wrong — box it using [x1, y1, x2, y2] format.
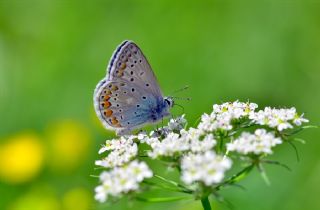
[228, 164, 254, 183]
[287, 141, 300, 162]
[292, 138, 306, 144]
[212, 192, 234, 209]
[142, 180, 192, 194]
[262, 160, 291, 171]
[93, 166, 106, 170]
[217, 164, 254, 189]
[136, 195, 192, 202]
[257, 163, 270, 186]
[154, 174, 192, 193]
[284, 125, 319, 136]
[301, 125, 319, 129]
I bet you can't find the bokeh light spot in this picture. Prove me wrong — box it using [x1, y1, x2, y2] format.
[0, 133, 44, 184]
[8, 186, 60, 210]
[47, 120, 91, 172]
[62, 187, 92, 210]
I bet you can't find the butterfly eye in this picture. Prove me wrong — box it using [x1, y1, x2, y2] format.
[165, 99, 171, 106]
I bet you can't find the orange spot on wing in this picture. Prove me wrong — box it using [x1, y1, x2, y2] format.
[105, 109, 113, 117]
[111, 117, 118, 125]
[114, 123, 121, 128]
[104, 89, 112, 95]
[117, 70, 124, 77]
[111, 85, 118, 91]
[104, 101, 111, 108]
[120, 63, 126, 69]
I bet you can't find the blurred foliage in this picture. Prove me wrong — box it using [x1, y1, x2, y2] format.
[0, 0, 319, 210]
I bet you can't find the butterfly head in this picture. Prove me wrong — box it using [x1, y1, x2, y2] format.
[164, 97, 174, 108]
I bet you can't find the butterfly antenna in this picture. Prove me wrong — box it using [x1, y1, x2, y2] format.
[170, 85, 189, 95]
[171, 96, 192, 101]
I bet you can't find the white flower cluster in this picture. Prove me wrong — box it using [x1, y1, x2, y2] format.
[94, 101, 309, 203]
[181, 151, 232, 186]
[146, 129, 216, 158]
[95, 136, 138, 168]
[95, 160, 152, 202]
[147, 133, 189, 158]
[198, 101, 258, 132]
[249, 107, 309, 131]
[227, 129, 282, 155]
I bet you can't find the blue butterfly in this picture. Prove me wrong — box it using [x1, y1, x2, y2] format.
[94, 40, 174, 135]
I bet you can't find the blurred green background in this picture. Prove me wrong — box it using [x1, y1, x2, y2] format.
[0, 0, 319, 210]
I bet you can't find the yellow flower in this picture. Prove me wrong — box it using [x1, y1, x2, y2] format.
[46, 120, 91, 172]
[0, 132, 44, 184]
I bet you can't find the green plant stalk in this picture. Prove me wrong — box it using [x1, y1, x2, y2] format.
[136, 195, 192, 202]
[201, 196, 212, 210]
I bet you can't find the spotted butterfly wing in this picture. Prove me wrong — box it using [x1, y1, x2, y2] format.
[94, 41, 172, 135]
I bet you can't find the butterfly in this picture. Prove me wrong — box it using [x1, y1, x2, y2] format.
[93, 40, 174, 135]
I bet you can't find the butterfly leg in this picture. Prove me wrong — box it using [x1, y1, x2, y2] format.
[171, 113, 176, 120]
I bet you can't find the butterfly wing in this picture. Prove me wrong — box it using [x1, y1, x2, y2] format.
[94, 41, 167, 134]
[107, 40, 163, 97]
[94, 79, 162, 134]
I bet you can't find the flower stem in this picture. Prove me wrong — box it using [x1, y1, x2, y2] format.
[201, 197, 212, 210]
